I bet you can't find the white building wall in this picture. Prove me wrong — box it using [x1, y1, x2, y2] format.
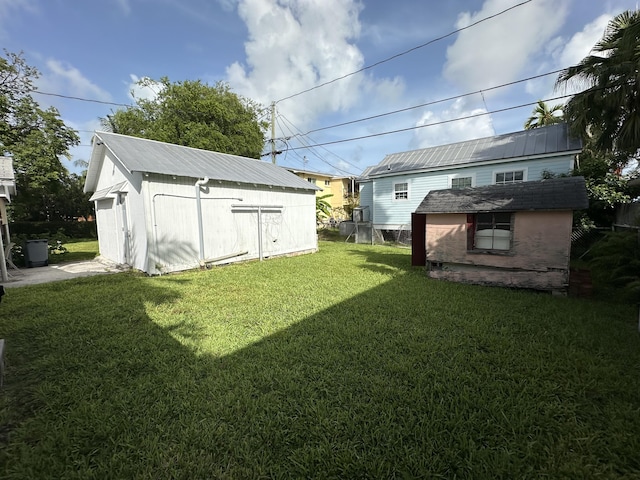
[144, 175, 317, 274]
[95, 198, 118, 261]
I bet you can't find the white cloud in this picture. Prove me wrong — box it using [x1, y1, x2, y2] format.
[557, 14, 609, 66]
[443, 0, 569, 94]
[412, 98, 495, 149]
[225, 0, 403, 130]
[525, 13, 612, 100]
[39, 60, 112, 103]
[127, 74, 163, 102]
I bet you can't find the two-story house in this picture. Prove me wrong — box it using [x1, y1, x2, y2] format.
[358, 123, 582, 241]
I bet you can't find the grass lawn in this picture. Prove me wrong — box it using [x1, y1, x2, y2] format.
[47, 239, 99, 265]
[1, 241, 639, 478]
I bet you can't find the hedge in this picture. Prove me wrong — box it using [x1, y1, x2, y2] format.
[10, 221, 97, 239]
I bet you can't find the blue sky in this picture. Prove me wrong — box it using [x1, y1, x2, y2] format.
[1, 0, 636, 177]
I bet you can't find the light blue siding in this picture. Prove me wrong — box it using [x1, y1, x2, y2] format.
[361, 154, 575, 229]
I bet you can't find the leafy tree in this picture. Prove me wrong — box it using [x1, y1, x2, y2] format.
[556, 10, 640, 167]
[0, 51, 80, 221]
[524, 100, 564, 129]
[107, 77, 267, 158]
[316, 194, 333, 224]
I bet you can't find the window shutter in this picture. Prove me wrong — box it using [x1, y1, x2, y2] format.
[466, 214, 475, 250]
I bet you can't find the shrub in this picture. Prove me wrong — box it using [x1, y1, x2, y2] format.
[587, 230, 640, 303]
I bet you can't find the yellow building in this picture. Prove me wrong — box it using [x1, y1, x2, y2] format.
[286, 168, 356, 220]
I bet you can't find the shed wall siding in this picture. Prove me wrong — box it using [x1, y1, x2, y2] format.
[145, 176, 317, 274]
[126, 172, 148, 272]
[362, 155, 574, 229]
[92, 154, 149, 271]
[95, 152, 129, 191]
[426, 210, 573, 290]
[95, 199, 118, 260]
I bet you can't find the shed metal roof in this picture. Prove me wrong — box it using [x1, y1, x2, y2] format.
[361, 123, 582, 179]
[415, 176, 589, 214]
[85, 132, 320, 192]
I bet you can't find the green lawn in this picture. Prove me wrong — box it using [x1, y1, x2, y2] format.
[1, 241, 639, 478]
[47, 239, 99, 265]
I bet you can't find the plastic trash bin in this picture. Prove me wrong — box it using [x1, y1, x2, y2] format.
[24, 239, 49, 267]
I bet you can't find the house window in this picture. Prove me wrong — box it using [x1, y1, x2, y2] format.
[307, 177, 316, 184]
[495, 170, 524, 184]
[467, 212, 513, 251]
[451, 176, 472, 189]
[324, 180, 331, 186]
[394, 182, 409, 200]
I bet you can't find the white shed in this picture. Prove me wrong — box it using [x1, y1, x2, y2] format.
[84, 132, 320, 275]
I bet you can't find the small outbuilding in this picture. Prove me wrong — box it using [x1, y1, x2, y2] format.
[415, 176, 589, 293]
[84, 132, 320, 275]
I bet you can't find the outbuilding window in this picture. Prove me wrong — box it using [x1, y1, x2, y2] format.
[467, 212, 513, 251]
[394, 182, 409, 200]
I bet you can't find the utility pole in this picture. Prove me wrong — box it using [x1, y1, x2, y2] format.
[270, 101, 276, 164]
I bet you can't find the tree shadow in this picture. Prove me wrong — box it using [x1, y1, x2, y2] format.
[0, 260, 638, 478]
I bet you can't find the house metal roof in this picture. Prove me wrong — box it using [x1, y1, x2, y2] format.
[85, 132, 321, 193]
[361, 123, 582, 179]
[415, 176, 589, 214]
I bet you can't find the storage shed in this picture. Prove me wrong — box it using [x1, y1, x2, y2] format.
[84, 132, 320, 275]
[415, 176, 588, 292]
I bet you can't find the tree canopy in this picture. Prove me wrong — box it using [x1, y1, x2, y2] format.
[106, 78, 267, 159]
[556, 10, 640, 166]
[552, 10, 640, 226]
[0, 51, 81, 221]
[524, 100, 564, 129]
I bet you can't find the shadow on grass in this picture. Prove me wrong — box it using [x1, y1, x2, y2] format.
[1, 265, 639, 478]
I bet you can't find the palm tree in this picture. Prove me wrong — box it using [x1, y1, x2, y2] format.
[555, 10, 640, 160]
[524, 100, 564, 129]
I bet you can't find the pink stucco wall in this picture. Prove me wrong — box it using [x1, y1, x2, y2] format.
[425, 211, 573, 291]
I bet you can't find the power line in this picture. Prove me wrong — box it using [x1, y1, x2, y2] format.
[282, 68, 566, 140]
[278, 114, 360, 175]
[33, 90, 132, 107]
[275, 0, 533, 104]
[284, 94, 575, 152]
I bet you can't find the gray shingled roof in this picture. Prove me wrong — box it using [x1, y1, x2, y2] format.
[361, 123, 581, 179]
[86, 132, 320, 192]
[415, 176, 589, 214]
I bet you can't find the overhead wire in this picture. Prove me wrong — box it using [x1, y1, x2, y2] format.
[283, 93, 575, 152]
[280, 68, 566, 140]
[278, 114, 360, 175]
[277, 114, 335, 171]
[32, 90, 132, 107]
[275, 0, 533, 104]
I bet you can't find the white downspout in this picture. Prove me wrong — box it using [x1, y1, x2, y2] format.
[195, 177, 210, 265]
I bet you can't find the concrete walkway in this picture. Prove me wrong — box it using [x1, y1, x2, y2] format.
[2, 257, 126, 288]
